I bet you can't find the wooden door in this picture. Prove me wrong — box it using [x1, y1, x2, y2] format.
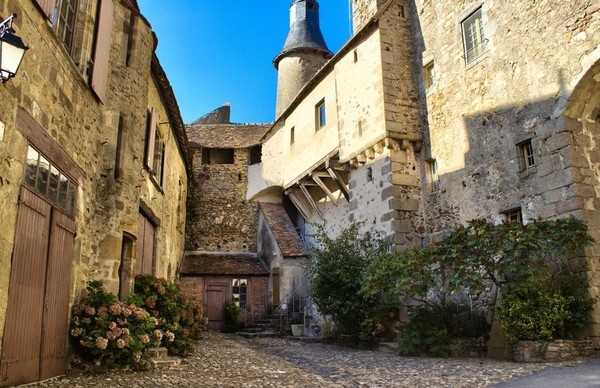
[1, 187, 75, 386]
[135, 213, 155, 275]
[206, 283, 227, 330]
[40, 209, 75, 380]
[1, 188, 51, 386]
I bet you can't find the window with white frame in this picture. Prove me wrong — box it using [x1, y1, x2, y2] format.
[232, 279, 248, 308]
[461, 7, 487, 65]
[517, 140, 535, 171]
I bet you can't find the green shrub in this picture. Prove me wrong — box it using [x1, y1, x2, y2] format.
[69, 281, 159, 371]
[129, 275, 208, 355]
[308, 223, 397, 346]
[222, 300, 244, 333]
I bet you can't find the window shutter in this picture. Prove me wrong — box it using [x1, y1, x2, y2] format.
[145, 108, 157, 169]
[91, 0, 114, 103]
[36, 0, 57, 19]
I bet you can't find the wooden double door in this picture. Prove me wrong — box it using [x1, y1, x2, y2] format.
[0, 187, 75, 386]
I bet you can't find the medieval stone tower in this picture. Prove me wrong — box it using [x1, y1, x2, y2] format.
[274, 0, 333, 117]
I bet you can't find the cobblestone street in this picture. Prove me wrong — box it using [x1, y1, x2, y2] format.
[21, 332, 569, 387]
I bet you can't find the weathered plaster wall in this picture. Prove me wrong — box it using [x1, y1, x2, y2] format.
[186, 148, 258, 252]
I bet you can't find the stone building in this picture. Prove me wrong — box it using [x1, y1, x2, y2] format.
[0, 0, 188, 385]
[249, 0, 600, 343]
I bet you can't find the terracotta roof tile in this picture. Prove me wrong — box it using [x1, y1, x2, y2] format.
[259, 203, 307, 257]
[186, 124, 271, 149]
[180, 252, 268, 276]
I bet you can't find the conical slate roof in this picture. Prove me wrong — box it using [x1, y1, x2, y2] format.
[274, 0, 332, 68]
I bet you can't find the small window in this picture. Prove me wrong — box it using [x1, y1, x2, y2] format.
[366, 167, 373, 182]
[316, 99, 326, 130]
[423, 61, 436, 89]
[232, 278, 248, 308]
[353, 49, 358, 63]
[290, 126, 295, 146]
[53, 0, 79, 53]
[114, 115, 124, 179]
[23, 145, 77, 215]
[249, 145, 262, 165]
[504, 208, 523, 224]
[517, 140, 535, 171]
[202, 148, 235, 165]
[428, 159, 440, 192]
[461, 7, 487, 65]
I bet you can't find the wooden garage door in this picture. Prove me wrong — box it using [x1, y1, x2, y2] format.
[0, 187, 75, 386]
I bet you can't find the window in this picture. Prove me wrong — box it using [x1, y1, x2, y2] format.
[24, 145, 77, 215]
[428, 159, 440, 192]
[232, 279, 248, 308]
[316, 99, 326, 130]
[53, 0, 78, 52]
[114, 115, 124, 179]
[353, 49, 358, 63]
[517, 140, 535, 171]
[202, 148, 235, 164]
[290, 126, 295, 146]
[144, 109, 165, 186]
[461, 7, 487, 65]
[423, 61, 436, 89]
[249, 145, 262, 165]
[504, 208, 523, 224]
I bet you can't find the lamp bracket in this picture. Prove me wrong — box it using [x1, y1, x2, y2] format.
[0, 14, 16, 38]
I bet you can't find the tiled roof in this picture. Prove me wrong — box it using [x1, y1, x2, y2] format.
[180, 252, 269, 276]
[186, 123, 271, 149]
[259, 203, 307, 257]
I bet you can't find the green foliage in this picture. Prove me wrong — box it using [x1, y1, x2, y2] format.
[69, 281, 159, 372]
[308, 223, 397, 346]
[130, 275, 208, 355]
[364, 217, 594, 352]
[398, 305, 489, 357]
[222, 300, 244, 333]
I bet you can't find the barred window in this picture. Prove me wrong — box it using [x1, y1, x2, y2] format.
[461, 8, 487, 65]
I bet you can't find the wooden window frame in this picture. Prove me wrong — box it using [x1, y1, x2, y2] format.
[428, 159, 440, 192]
[461, 7, 487, 65]
[503, 208, 523, 224]
[423, 60, 435, 90]
[316, 99, 326, 130]
[517, 139, 535, 171]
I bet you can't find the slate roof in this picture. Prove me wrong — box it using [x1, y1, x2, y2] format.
[259, 203, 308, 257]
[186, 123, 271, 149]
[273, 0, 333, 68]
[180, 252, 269, 276]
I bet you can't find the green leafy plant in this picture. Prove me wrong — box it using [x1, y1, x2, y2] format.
[69, 281, 159, 372]
[364, 217, 594, 354]
[307, 223, 397, 346]
[222, 299, 244, 333]
[129, 275, 208, 355]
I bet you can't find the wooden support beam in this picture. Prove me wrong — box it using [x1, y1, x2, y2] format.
[312, 174, 338, 205]
[299, 184, 324, 219]
[285, 189, 311, 221]
[327, 167, 350, 202]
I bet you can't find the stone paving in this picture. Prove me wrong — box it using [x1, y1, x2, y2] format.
[22, 332, 574, 387]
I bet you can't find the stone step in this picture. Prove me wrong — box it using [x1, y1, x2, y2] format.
[147, 347, 168, 360]
[237, 330, 278, 338]
[151, 356, 182, 368]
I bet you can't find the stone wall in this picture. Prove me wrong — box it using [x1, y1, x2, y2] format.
[0, 0, 187, 351]
[414, 0, 600, 339]
[513, 340, 595, 363]
[186, 147, 258, 252]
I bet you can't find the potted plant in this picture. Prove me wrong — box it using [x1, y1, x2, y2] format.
[290, 314, 304, 337]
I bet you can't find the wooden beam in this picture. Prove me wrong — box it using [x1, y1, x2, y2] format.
[326, 167, 350, 202]
[311, 174, 338, 205]
[299, 184, 324, 219]
[285, 189, 311, 221]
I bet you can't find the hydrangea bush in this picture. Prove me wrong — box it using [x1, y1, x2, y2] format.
[129, 274, 208, 356]
[70, 281, 160, 371]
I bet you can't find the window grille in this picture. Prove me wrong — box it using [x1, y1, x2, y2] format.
[461, 8, 487, 65]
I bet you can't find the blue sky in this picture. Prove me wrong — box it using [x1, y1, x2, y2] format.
[138, 2, 351, 124]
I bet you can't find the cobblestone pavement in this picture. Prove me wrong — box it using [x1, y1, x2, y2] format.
[22, 332, 572, 387]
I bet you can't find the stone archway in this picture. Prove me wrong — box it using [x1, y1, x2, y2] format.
[563, 55, 600, 344]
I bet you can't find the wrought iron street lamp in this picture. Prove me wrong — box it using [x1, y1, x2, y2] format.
[0, 14, 28, 83]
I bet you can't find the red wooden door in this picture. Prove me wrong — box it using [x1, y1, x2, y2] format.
[1, 188, 51, 386]
[206, 283, 227, 330]
[1, 187, 75, 386]
[40, 209, 76, 380]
